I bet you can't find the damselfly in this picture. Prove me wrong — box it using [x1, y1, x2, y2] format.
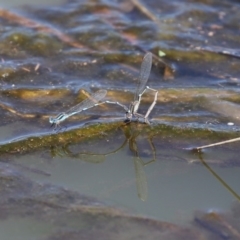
[106, 52, 158, 124]
[49, 89, 107, 128]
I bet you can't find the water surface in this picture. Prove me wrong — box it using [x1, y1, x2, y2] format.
[0, 0, 240, 239]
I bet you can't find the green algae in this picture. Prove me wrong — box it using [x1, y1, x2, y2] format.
[0, 121, 239, 157]
[3, 32, 62, 57]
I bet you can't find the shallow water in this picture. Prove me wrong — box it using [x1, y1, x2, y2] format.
[0, 0, 240, 239]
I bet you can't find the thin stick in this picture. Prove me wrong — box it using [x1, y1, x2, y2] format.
[130, 0, 159, 23]
[195, 137, 240, 150]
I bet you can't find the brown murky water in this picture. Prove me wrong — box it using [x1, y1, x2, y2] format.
[0, 0, 240, 239]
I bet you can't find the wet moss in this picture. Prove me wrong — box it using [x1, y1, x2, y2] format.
[0, 122, 121, 155]
[0, 121, 238, 157]
[5, 32, 62, 57]
[2, 88, 71, 101]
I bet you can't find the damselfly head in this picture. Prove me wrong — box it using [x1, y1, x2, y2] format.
[49, 117, 58, 129]
[49, 113, 66, 123]
[49, 116, 55, 124]
[49, 117, 61, 130]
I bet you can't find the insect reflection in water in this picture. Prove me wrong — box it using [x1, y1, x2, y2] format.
[51, 122, 156, 201]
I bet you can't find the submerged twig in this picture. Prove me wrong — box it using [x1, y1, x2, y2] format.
[130, 0, 159, 23]
[195, 137, 240, 150]
[0, 101, 37, 118]
[127, 1, 174, 78]
[196, 45, 240, 60]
